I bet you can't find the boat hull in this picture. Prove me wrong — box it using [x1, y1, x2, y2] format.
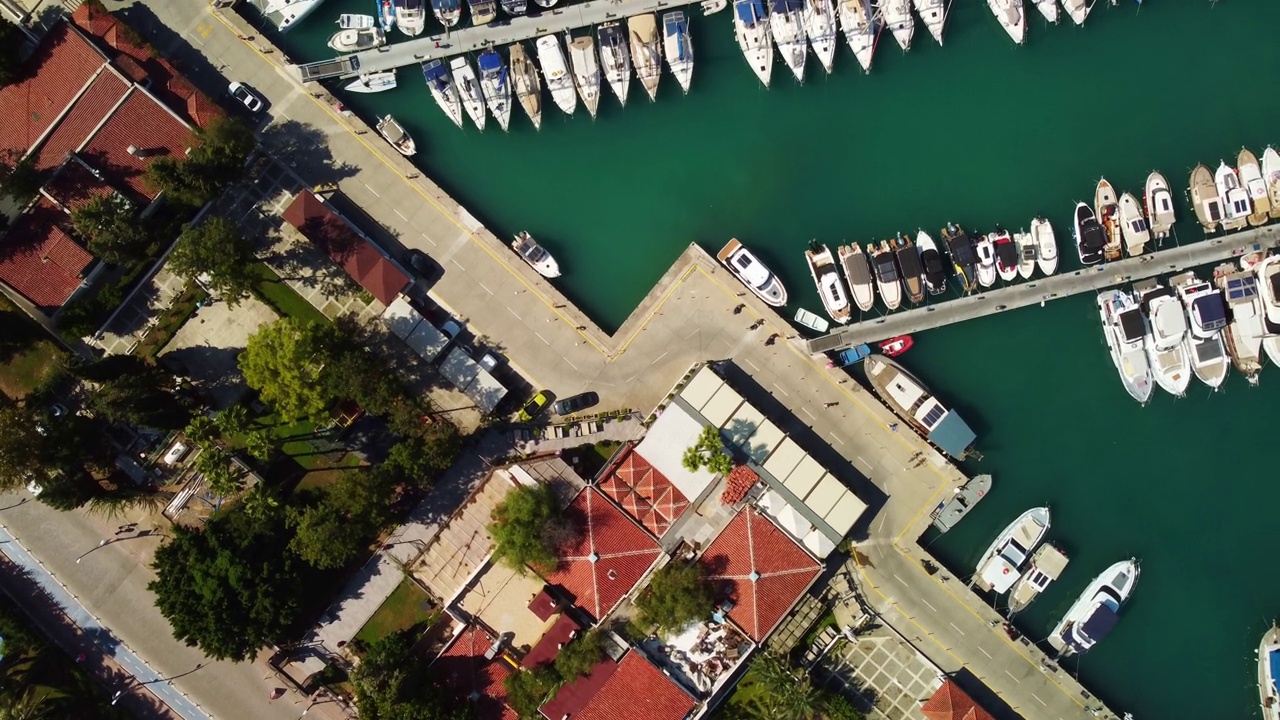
[1031, 218, 1057, 276]
[718, 238, 788, 307]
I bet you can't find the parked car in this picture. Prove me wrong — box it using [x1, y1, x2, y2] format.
[552, 392, 599, 417]
[407, 249, 435, 278]
[517, 392, 549, 422]
[440, 319, 463, 340]
[228, 81, 264, 113]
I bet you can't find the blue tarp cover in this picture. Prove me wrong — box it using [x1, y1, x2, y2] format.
[477, 51, 502, 71]
[928, 411, 976, 458]
[1269, 650, 1280, 694]
[422, 60, 447, 81]
[735, 0, 763, 24]
[1074, 604, 1120, 649]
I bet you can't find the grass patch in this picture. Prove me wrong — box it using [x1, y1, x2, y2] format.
[355, 578, 437, 647]
[248, 262, 329, 326]
[137, 281, 208, 360]
[0, 297, 64, 400]
[802, 610, 838, 649]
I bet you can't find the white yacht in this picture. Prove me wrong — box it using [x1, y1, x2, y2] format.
[806, 245, 852, 324]
[1029, 0, 1058, 23]
[1073, 203, 1106, 265]
[567, 33, 602, 119]
[451, 57, 487, 131]
[395, 0, 427, 35]
[1096, 289, 1154, 404]
[629, 14, 663, 101]
[973, 507, 1050, 594]
[733, 0, 774, 87]
[421, 60, 464, 128]
[1031, 217, 1057, 276]
[1263, 146, 1280, 221]
[915, 0, 945, 45]
[476, 50, 512, 132]
[1260, 624, 1280, 720]
[1215, 262, 1265, 384]
[536, 35, 578, 116]
[869, 241, 902, 310]
[916, 231, 947, 296]
[839, 244, 876, 312]
[1144, 171, 1176, 241]
[881, 0, 914, 51]
[838, 0, 877, 72]
[269, 0, 327, 32]
[1190, 163, 1223, 234]
[509, 43, 543, 131]
[1135, 279, 1192, 397]
[344, 71, 397, 94]
[1239, 148, 1272, 226]
[598, 22, 632, 106]
[1061, 0, 1089, 26]
[327, 28, 385, 53]
[1171, 271, 1231, 390]
[1013, 231, 1035, 280]
[662, 12, 695, 94]
[717, 238, 788, 307]
[804, 0, 839, 74]
[974, 234, 996, 288]
[1216, 161, 1252, 232]
[512, 232, 561, 278]
[375, 115, 416, 156]
[1254, 254, 1280, 367]
[1007, 544, 1068, 615]
[1118, 192, 1150, 257]
[769, 0, 807, 83]
[991, 230, 1018, 283]
[987, 0, 1025, 44]
[338, 13, 376, 28]
[1050, 559, 1140, 657]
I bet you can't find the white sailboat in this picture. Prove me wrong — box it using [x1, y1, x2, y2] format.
[838, 0, 877, 73]
[915, 0, 945, 45]
[1254, 254, 1280, 367]
[512, 232, 561, 278]
[1259, 624, 1280, 720]
[629, 14, 663, 101]
[880, 0, 914, 51]
[536, 34, 578, 116]
[1118, 192, 1150, 257]
[1239, 148, 1272, 227]
[1215, 263, 1265, 384]
[972, 507, 1050, 594]
[567, 33, 602, 119]
[1031, 217, 1057, 276]
[733, 0, 774, 87]
[1171, 271, 1230, 390]
[345, 71, 397, 94]
[450, 57, 487, 131]
[421, 60, 464, 128]
[769, 0, 807, 83]
[477, 50, 512, 132]
[1144, 171, 1176, 241]
[1030, 0, 1058, 23]
[1216, 161, 1252, 232]
[598, 22, 632, 106]
[1060, 0, 1089, 26]
[1135, 279, 1192, 398]
[806, 244, 852, 324]
[1262, 147, 1280, 221]
[1097, 289, 1154, 404]
[1050, 559, 1140, 657]
[662, 12, 695, 94]
[803, 0, 839, 74]
[838, 244, 876, 312]
[987, 0, 1025, 44]
[974, 234, 996, 288]
[509, 43, 543, 131]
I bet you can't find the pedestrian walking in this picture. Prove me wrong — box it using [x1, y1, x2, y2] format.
[889, 423, 899, 432]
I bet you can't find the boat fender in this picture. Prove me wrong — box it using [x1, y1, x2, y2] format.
[1002, 567, 1010, 575]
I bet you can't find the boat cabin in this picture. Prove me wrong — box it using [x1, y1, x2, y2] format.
[1066, 602, 1120, 653]
[1190, 293, 1228, 334]
[1116, 307, 1146, 345]
[730, 249, 771, 289]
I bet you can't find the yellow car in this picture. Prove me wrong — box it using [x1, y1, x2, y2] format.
[517, 392, 549, 422]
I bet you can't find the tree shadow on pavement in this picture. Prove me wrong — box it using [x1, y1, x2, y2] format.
[112, 3, 229, 103]
[260, 121, 359, 188]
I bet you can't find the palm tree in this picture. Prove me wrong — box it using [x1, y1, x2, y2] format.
[184, 415, 217, 446]
[744, 653, 827, 720]
[215, 404, 251, 437]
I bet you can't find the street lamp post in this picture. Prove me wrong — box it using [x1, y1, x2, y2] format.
[75, 539, 110, 563]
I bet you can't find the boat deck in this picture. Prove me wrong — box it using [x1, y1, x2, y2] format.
[930, 473, 991, 533]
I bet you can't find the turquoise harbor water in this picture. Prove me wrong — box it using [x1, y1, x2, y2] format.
[255, 1, 1280, 717]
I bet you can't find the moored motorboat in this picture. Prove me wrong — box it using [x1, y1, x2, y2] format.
[915, 0, 945, 45]
[1239, 148, 1272, 227]
[536, 34, 578, 116]
[662, 12, 695, 94]
[973, 506, 1050, 594]
[1216, 161, 1252, 232]
[1253, 254, 1280, 367]
[430, 0, 461, 27]
[806, 244, 852, 324]
[567, 33, 602, 120]
[930, 474, 991, 534]
[991, 230, 1018, 283]
[1144, 171, 1176, 241]
[702, 0, 728, 13]
[863, 354, 979, 459]
[717, 238, 788, 307]
[376, 0, 395, 33]
[881, 0, 914, 51]
[1029, 0, 1058, 23]
[1060, 0, 1088, 26]
[941, 223, 978, 293]
[509, 43, 542, 130]
[916, 231, 946, 296]
[803, 0, 839, 74]
[531, 0, 556, 8]
[467, 0, 496, 25]
[1263, 147, 1280, 221]
[1171, 271, 1230, 390]
[869, 241, 902, 310]
[327, 27, 385, 52]
[1013, 230, 1035, 280]
[270, 0, 327, 31]
[629, 14, 663, 101]
[599, 22, 632, 107]
[879, 335, 912, 357]
[893, 233, 925, 304]
[1096, 288, 1154, 404]
[1118, 192, 1150, 257]
[838, 244, 876, 312]
[1095, 178, 1122, 262]
[733, 0, 774, 87]
[1213, 262, 1264, 384]
[1135, 278, 1192, 397]
[974, 234, 996, 288]
[1031, 217, 1057, 276]
[421, 60, 463, 128]
[1072, 203, 1105, 265]
[1008, 544, 1068, 615]
[838, 0, 877, 72]
[796, 308, 830, 334]
[987, 0, 1025, 44]
[375, 115, 416, 156]
[345, 71, 397, 94]
[450, 57, 487, 131]
[501, 0, 526, 15]
[1259, 624, 1280, 720]
[769, 0, 807, 83]
[338, 13, 376, 28]
[477, 50, 512, 132]
[395, 0, 427, 35]
[1049, 559, 1140, 657]
[1190, 163, 1223, 233]
[512, 232, 561, 278]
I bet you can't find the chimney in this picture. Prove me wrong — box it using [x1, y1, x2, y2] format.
[127, 145, 139, 156]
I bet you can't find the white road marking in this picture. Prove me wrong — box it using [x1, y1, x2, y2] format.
[478, 282, 494, 295]
[1005, 669, 1019, 682]
[801, 407, 815, 420]
[394, 209, 408, 221]
[775, 385, 789, 396]
[364, 183, 380, 198]
[421, 232, 437, 247]
[563, 356, 579, 371]
[534, 332, 550, 346]
[829, 432, 845, 445]
[978, 646, 992, 659]
[743, 359, 760, 372]
[450, 258, 464, 270]
[948, 621, 963, 635]
[507, 307, 521, 320]
[918, 598, 935, 612]
[891, 573, 907, 586]
[1031, 692, 1047, 707]
[650, 351, 669, 366]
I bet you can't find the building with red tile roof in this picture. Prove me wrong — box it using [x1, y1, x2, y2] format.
[433, 624, 518, 720]
[282, 190, 411, 306]
[597, 447, 690, 538]
[0, 199, 96, 311]
[541, 487, 662, 623]
[41, 157, 116, 213]
[569, 651, 696, 720]
[698, 507, 822, 642]
[0, 23, 105, 156]
[538, 658, 619, 720]
[34, 68, 130, 171]
[521, 613, 582, 669]
[921, 679, 996, 720]
[79, 87, 196, 200]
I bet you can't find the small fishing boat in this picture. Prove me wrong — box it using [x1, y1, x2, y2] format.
[879, 335, 912, 357]
[806, 244, 852, 324]
[1253, 254, 1280, 367]
[769, 0, 807, 83]
[501, 0, 526, 15]
[1259, 624, 1280, 720]
[1118, 192, 1150, 257]
[1213, 262, 1264, 385]
[509, 43, 542, 130]
[930, 474, 991, 534]
[733, 0, 774, 87]
[377, 0, 395, 32]
[1144, 171, 1176, 241]
[431, 0, 461, 27]
[1095, 178, 1122, 262]
[974, 234, 997, 288]
[338, 13, 376, 28]
[1008, 544, 1068, 615]
[1097, 288, 1154, 404]
[477, 50, 512, 132]
[991, 230, 1018, 283]
[941, 223, 978, 293]
[796, 308, 830, 334]
[838, 0, 877, 73]
[717, 238, 788, 307]
[803, 0, 839, 74]
[1031, 217, 1057, 276]
[869, 241, 902, 310]
[1029, 0, 1058, 23]
[1060, 0, 1088, 26]
[1013, 231, 1035, 280]
[1135, 278, 1191, 397]
[1171, 271, 1230, 390]
[881, 0, 914, 51]
[1050, 559, 1140, 657]
[702, 0, 728, 13]
[467, 0, 497, 25]
[628, 14, 663, 101]
[375, 115, 416, 156]
[987, 0, 1025, 45]
[450, 57, 486, 131]
[531, 0, 556, 8]
[345, 71, 397, 94]
[512, 232, 561, 278]
[567, 33, 602, 120]
[1072, 203, 1105, 265]
[1263, 147, 1280, 220]
[893, 233, 925, 304]
[327, 28, 385, 53]
[422, 60, 463, 128]
[662, 12, 694, 94]
[838, 243, 876, 312]
[1190, 163, 1223, 233]
[915, 0, 945, 45]
[536, 34, 578, 116]
[1216, 161, 1252, 232]
[599, 22, 632, 107]
[395, 0, 427, 35]
[864, 354, 979, 459]
[1239, 148, 1272, 227]
[973, 506, 1050, 594]
[916, 231, 947, 296]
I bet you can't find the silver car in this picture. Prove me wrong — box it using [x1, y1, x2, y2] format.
[228, 81, 264, 113]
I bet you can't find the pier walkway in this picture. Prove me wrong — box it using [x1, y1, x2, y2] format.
[292, 0, 700, 81]
[807, 226, 1280, 353]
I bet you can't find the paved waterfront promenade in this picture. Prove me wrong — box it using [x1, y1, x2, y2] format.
[808, 226, 1280, 352]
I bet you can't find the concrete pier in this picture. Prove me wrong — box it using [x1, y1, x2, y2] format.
[806, 225, 1280, 354]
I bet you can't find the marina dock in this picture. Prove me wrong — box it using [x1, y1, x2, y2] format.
[806, 226, 1280, 354]
[290, 0, 701, 81]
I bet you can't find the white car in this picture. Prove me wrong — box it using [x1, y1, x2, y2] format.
[228, 81, 264, 113]
[163, 441, 191, 465]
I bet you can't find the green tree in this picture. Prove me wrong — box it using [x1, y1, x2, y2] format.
[681, 425, 734, 475]
[0, 405, 48, 491]
[350, 630, 471, 720]
[168, 217, 258, 304]
[244, 429, 274, 461]
[552, 630, 603, 680]
[79, 358, 190, 430]
[287, 469, 393, 569]
[183, 414, 218, 446]
[144, 116, 256, 206]
[0, 150, 43, 205]
[239, 318, 340, 423]
[194, 445, 243, 497]
[0, 18, 23, 89]
[503, 666, 558, 719]
[635, 561, 713, 633]
[70, 194, 153, 265]
[382, 423, 461, 485]
[728, 652, 837, 720]
[215, 403, 251, 437]
[489, 484, 573, 574]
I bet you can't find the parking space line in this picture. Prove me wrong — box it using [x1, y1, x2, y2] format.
[801, 407, 815, 420]
[775, 385, 789, 396]
[563, 356, 579, 371]
[829, 432, 845, 445]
